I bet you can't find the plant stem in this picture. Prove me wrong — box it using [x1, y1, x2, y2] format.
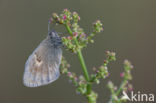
[116, 78, 127, 96]
[65, 24, 93, 101]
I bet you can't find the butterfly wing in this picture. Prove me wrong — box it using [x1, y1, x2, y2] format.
[23, 39, 62, 87]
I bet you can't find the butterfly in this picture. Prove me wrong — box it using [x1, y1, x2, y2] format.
[23, 30, 62, 87]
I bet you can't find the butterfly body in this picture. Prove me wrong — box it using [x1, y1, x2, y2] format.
[23, 30, 62, 87]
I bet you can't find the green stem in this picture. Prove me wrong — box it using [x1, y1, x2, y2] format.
[116, 78, 127, 96]
[108, 77, 127, 103]
[65, 24, 93, 101]
[77, 50, 89, 81]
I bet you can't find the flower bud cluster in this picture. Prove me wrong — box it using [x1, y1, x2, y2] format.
[60, 57, 78, 86]
[76, 75, 87, 94]
[107, 60, 133, 103]
[90, 51, 116, 84]
[60, 57, 94, 95]
[49, 9, 103, 53]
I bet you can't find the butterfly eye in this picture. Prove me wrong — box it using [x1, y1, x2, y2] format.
[49, 31, 59, 39]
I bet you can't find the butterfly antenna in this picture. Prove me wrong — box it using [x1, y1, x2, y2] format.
[48, 20, 51, 32]
[48, 19, 55, 32]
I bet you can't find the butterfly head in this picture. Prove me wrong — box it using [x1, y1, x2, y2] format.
[47, 30, 62, 47]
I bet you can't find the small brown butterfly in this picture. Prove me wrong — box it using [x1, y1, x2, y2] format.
[23, 30, 62, 87]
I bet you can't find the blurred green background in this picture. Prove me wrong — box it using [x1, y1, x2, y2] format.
[0, 0, 156, 103]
